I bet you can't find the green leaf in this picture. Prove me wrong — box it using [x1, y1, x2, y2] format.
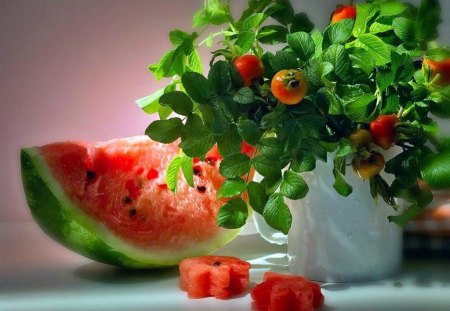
[290, 12, 314, 33]
[369, 21, 393, 35]
[311, 30, 323, 58]
[379, 1, 407, 16]
[266, 0, 294, 26]
[298, 138, 327, 162]
[421, 152, 450, 189]
[182, 72, 213, 104]
[217, 178, 247, 198]
[217, 198, 248, 229]
[260, 104, 288, 128]
[352, 3, 378, 37]
[258, 25, 288, 45]
[415, 0, 441, 43]
[271, 50, 298, 72]
[135, 88, 164, 114]
[352, 34, 391, 66]
[181, 135, 216, 158]
[333, 168, 353, 197]
[349, 47, 375, 74]
[305, 59, 334, 86]
[252, 155, 282, 178]
[388, 204, 423, 226]
[258, 137, 283, 159]
[237, 119, 261, 146]
[336, 138, 354, 157]
[343, 93, 376, 122]
[188, 49, 203, 73]
[193, 0, 230, 27]
[392, 17, 416, 43]
[426, 47, 450, 61]
[439, 137, 450, 152]
[337, 84, 371, 104]
[376, 68, 395, 92]
[180, 155, 194, 187]
[385, 150, 421, 187]
[219, 153, 251, 178]
[323, 19, 354, 48]
[280, 170, 308, 200]
[159, 91, 193, 116]
[233, 87, 255, 104]
[241, 13, 266, 30]
[429, 87, 450, 118]
[287, 32, 315, 62]
[216, 125, 242, 158]
[200, 103, 229, 134]
[247, 181, 268, 214]
[157, 104, 173, 120]
[291, 152, 316, 173]
[165, 156, 182, 192]
[169, 29, 190, 45]
[323, 44, 350, 80]
[263, 193, 292, 234]
[382, 93, 400, 114]
[391, 180, 432, 206]
[180, 114, 215, 158]
[208, 61, 231, 95]
[237, 31, 256, 54]
[145, 118, 183, 143]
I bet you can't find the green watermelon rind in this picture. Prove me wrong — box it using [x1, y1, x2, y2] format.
[21, 147, 241, 268]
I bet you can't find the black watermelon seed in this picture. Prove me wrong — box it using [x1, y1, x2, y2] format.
[129, 208, 137, 217]
[193, 166, 202, 176]
[212, 261, 221, 267]
[197, 186, 206, 193]
[123, 196, 133, 204]
[86, 171, 96, 180]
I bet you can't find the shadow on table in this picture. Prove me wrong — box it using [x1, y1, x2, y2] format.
[73, 263, 179, 285]
[321, 258, 450, 293]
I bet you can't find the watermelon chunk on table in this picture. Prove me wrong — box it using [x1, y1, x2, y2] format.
[179, 255, 251, 299]
[251, 272, 324, 311]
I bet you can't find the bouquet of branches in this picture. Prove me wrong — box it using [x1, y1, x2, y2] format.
[137, 0, 450, 234]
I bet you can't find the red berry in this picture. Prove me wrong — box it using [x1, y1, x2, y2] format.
[331, 5, 356, 24]
[234, 55, 264, 87]
[370, 114, 399, 150]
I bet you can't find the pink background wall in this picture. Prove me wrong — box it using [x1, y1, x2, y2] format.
[1, 0, 449, 222]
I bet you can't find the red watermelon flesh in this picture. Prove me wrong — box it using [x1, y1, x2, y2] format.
[21, 136, 243, 267]
[179, 255, 251, 299]
[251, 272, 324, 311]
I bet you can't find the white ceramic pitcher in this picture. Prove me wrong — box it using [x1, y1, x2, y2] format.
[253, 154, 403, 283]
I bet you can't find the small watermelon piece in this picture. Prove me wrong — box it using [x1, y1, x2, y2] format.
[179, 256, 251, 299]
[251, 272, 324, 311]
[20, 136, 243, 268]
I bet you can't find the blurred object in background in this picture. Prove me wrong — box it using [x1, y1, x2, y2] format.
[405, 192, 450, 257]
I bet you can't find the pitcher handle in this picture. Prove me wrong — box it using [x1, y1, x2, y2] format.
[253, 212, 287, 245]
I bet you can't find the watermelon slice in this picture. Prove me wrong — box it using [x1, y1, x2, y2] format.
[251, 272, 324, 311]
[179, 256, 251, 299]
[20, 136, 242, 268]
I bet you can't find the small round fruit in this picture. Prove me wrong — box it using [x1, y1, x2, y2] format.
[331, 5, 356, 24]
[352, 152, 385, 180]
[423, 58, 450, 85]
[370, 114, 399, 150]
[271, 69, 308, 105]
[349, 129, 372, 149]
[233, 55, 264, 87]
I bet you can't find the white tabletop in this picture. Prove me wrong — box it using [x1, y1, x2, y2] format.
[1, 221, 450, 311]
